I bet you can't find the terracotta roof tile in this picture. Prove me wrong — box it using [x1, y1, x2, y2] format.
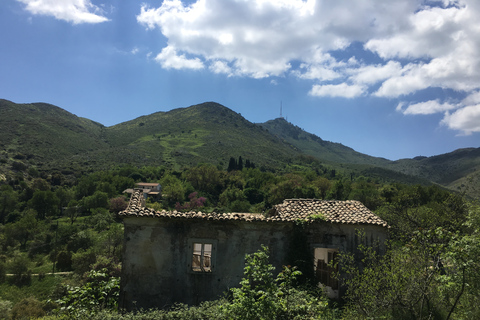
[119, 191, 388, 227]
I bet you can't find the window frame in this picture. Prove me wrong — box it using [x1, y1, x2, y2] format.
[187, 239, 217, 274]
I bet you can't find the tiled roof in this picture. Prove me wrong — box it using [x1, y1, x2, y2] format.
[273, 198, 388, 226]
[136, 182, 160, 187]
[119, 190, 388, 227]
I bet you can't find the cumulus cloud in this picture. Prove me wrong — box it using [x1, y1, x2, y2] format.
[441, 105, 480, 135]
[137, 0, 480, 134]
[155, 46, 204, 70]
[309, 83, 366, 98]
[209, 60, 232, 76]
[17, 0, 109, 24]
[349, 61, 403, 86]
[397, 100, 458, 115]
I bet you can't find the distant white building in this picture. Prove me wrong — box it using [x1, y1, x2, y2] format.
[123, 182, 161, 200]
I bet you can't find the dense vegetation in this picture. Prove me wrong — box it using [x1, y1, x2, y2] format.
[0, 156, 478, 319]
[1, 99, 479, 318]
[2, 99, 479, 199]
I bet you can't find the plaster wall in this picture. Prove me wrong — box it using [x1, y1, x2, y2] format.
[119, 217, 387, 310]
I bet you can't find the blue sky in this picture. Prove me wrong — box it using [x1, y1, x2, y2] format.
[1, 0, 480, 160]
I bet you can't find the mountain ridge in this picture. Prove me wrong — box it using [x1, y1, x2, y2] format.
[1, 99, 478, 197]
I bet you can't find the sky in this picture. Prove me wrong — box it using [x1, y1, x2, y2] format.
[1, 0, 480, 161]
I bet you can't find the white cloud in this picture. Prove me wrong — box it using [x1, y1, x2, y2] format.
[398, 100, 458, 115]
[309, 83, 366, 98]
[441, 105, 480, 135]
[136, 0, 418, 78]
[209, 60, 232, 75]
[155, 46, 204, 70]
[462, 91, 480, 105]
[350, 61, 403, 85]
[17, 0, 109, 24]
[136, 0, 480, 134]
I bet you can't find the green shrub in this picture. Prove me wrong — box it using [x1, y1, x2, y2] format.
[0, 299, 12, 320]
[10, 297, 45, 319]
[72, 248, 97, 276]
[8, 253, 31, 286]
[54, 268, 120, 317]
[0, 260, 6, 283]
[225, 246, 330, 320]
[90, 255, 121, 278]
[89, 208, 115, 231]
[55, 251, 72, 271]
[67, 230, 94, 253]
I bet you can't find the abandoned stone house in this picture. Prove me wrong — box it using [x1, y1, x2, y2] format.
[119, 190, 388, 311]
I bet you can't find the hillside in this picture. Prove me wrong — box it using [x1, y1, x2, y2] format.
[0, 99, 478, 197]
[259, 118, 390, 166]
[387, 148, 480, 196]
[0, 99, 108, 176]
[259, 117, 480, 198]
[102, 102, 299, 170]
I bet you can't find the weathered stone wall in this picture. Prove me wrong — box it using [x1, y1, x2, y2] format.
[119, 217, 293, 310]
[119, 217, 388, 310]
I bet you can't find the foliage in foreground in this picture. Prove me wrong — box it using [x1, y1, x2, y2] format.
[339, 204, 480, 320]
[42, 247, 335, 320]
[225, 246, 332, 320]
[53, 268, 120, 318]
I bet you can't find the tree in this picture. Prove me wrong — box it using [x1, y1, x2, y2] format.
[0, 185, 17, 224]
[82, 191, 109, 213]
[10, 297, 45, 319]
[219, 186, 246, 208]
[227, 157, 237, 172]
[175, 192, 206, 212]
[313, 177, 331, 200]
[28, 190, 59, 219]
[161, 174, 187, 208]
[55, 187, 74, 209]
[64, 200, 81, 225]
[8, 252, 32, 286]
[184, 164, 223, 201]
[238, 156, 243, 171]
[5, 210, 38, 249]
[108, 196, 127, 214]
[340, 210, 480, 320]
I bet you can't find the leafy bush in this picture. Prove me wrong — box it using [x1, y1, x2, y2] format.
[55, 250, 73, 271]
[8, 253, 31, 286]
[54, 268, 120, 317]
[109, 196, 128, 214]
[67, 230, 94, 252]
[10, 297, 45, 319]
[89, 208, 115, 231]
[0, 260, 6, 284]
[0, 299, 12, 320]
[225, 246, 330, 320]
[72, 248, 97, 276]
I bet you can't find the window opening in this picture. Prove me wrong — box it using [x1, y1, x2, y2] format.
[192, 242, 212, 272]
[314, 248, 339, 298]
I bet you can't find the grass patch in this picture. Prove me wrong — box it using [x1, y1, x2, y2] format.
[0, 275, 63, 305]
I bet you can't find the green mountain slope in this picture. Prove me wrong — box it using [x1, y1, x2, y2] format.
[259, 117, 480, 198]
[0, 99, 107, 173]
[102, 102, 299, 169]
[387, 148, 480, 197]
[1, 99, 478, 198]
[259, 118, 390, 166]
